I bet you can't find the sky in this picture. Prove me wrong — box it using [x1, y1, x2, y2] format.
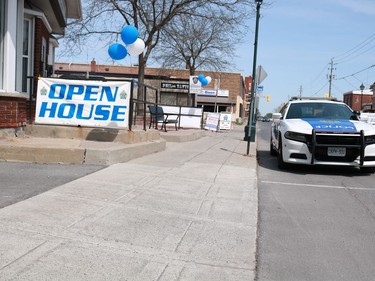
[234, 0, 375, 115]
[56, 0, 375, 116]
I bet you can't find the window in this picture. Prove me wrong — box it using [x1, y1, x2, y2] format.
[161, 92, 189, 106]
[0, 0, 4, 89]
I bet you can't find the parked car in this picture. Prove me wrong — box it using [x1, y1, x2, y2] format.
[270, 97, 375, 172]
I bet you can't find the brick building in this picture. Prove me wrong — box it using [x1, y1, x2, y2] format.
[54, 60, 249, 121]
[343, 89, 374, 111]
[0, 0, 81, 136]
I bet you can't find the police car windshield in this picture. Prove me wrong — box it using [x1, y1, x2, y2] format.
[285, 102, 353, 120]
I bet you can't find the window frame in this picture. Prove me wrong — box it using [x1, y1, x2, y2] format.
[21, 17, 33, 93]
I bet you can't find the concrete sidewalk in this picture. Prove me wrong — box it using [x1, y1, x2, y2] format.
[0, 125, 258, 281]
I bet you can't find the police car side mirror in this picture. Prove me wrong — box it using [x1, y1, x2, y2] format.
[351, 110, 360, 121]
[272, 113, 282, 120]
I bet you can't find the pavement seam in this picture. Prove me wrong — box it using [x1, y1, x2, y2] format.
[0, 240, 48, 271]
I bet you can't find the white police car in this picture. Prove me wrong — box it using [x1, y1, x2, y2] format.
[270, 97, 375, 172]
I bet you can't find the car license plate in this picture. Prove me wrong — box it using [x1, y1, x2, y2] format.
[327, 147, 346, 157]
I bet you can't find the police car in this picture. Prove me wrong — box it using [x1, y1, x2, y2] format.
[270, 97, 375, 173]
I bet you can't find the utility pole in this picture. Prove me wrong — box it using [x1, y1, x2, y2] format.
[245, 0, 263, 155]
[328, 58, 335, 97]
[299, 85, 303, 98]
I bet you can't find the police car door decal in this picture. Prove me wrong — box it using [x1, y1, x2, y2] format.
[302, 118, 357, 132]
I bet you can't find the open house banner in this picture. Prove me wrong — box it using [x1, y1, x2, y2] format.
[35, 78, 131, 128]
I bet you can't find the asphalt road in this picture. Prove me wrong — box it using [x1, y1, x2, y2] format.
[0, 162, 104, 209]
[255, 122, 375, 281]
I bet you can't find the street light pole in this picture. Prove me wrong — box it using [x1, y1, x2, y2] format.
[245, 0, 263, 155]
[360, 83, 365, 111]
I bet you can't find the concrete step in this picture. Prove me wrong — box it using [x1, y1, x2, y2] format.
[0, 125, 208, 165]
[0, 137, 166, 165]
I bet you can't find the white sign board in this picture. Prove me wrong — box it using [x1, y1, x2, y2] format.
[219, 112, 232, 130]
[205, 113, 220, 131]
[189, 76, 202, 94]
[199, 89, 229, 97]
[161, 105, 202, 129]
[35, 78, 131, 128]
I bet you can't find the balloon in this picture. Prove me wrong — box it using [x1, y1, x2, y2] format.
[197, 74, 205, 83]
[126, 38, 145, 56]
[108, 43, 127, 60]
[121, 25, 138, 45]
[206, 76, 212, 84]
[201, 78, 208, 86]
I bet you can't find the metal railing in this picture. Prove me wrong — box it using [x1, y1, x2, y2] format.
[45, 74, 202, 131]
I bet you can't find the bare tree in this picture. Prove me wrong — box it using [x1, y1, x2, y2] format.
[154, 8, 249, 75]
[59, 0, 255, 90]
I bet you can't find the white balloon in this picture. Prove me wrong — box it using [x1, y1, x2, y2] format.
[206, 76, 212, 84]
[126, 38, 145, 56]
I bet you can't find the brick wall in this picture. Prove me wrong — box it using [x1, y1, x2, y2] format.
[34, 18, 50, 79]
[343, 93, 373, 111]
[0, 97, 28, 128]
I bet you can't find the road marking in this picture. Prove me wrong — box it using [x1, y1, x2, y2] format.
[261, 180, 375, 191]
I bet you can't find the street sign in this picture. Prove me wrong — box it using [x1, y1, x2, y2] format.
[256, 65, 268, 85]
[257, 85, 264, 93]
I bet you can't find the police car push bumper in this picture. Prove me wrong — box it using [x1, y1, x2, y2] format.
[282, 119, 375, 168]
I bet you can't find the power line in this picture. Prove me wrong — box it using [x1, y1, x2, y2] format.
[343, 77, 358, 89]
[301, 63, 328, 97]
[336, 64, 375, 80]
[302, 34, 375, 99]
[312, 81, 328, 96]
[334, 33, 375, 64]
[308, 63, 329, 87]
[335, 44, 375, 65]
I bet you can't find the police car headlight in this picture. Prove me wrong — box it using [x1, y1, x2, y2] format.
[284, 131, 309, 143]
[365, 134, 375, 145]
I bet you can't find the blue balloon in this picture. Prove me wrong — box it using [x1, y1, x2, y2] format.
[197, 74, 205, 83]
[121, 25, 138, 45]
[201, 78, 208, 86]
[108, 43, 127, 60]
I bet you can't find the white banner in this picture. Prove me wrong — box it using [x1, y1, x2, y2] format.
[35, 78, 131, 128]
